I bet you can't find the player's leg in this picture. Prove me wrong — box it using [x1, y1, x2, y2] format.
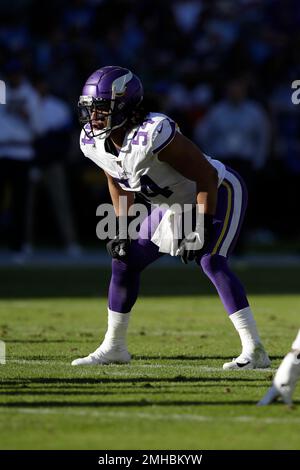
[197, 167, 270, 370]
[72, 206, 165, 365]
[258, 330, 300, 406]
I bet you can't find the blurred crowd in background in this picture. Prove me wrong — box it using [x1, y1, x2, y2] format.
[0, 0, 300, 256]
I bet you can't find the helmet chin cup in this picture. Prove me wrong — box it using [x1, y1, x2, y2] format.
[92, 118, 128, 139]
[81, 113, 127, 140]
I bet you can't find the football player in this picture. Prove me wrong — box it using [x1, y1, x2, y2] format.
[72, 66, 270, 369]
[258, 330, 300, 406]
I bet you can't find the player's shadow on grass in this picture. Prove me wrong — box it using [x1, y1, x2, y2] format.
[135, 355, 234, 361]
[4, 399, 292, 407]
[0, 381, 271, 397]
[0, 376, 270, 388]
[134, 355, 283, 361]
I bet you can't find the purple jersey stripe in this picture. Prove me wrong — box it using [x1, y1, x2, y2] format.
[152, 120, 176, 154]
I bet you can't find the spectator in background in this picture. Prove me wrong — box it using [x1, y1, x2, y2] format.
[25, 77, 81, 256]
[194, 77, 271, 244]
[0, 62, 41, 256]
[165, 64, 213, 137]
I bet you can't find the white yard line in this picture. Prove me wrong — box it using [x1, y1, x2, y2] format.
[0, 407, 299, 425]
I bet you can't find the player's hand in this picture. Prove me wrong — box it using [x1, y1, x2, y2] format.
[106, 215, 134, 261]
[178, 214, 213, 264]
[106, 236, 131, 261]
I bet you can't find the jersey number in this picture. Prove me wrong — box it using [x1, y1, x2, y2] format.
[140, 175, 173, 199]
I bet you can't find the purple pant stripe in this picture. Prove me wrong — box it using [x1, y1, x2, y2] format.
[212, 178, 235, 256]
[206, 167, 248, 258]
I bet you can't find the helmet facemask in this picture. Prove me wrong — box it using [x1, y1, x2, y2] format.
[78, 96, 128, 139]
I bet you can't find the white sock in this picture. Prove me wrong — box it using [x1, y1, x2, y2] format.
[100, 309, 130, 352]
[229, 306, 261, 357]
[292, 330, 300, 351]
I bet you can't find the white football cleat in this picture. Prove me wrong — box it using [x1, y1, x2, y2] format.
[223, 344, 271, 370]
[258, 351, 300, 406]
[71, 345, 131, 366]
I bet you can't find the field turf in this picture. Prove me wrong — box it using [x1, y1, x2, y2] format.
[0, 265, 300, 449]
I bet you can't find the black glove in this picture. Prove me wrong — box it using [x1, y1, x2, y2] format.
[178, 214, 214, 264]
[106, 215, 134, 261]
[106, 236, 131, 260]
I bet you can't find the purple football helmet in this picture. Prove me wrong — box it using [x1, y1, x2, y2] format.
[78, 65, 143, 138]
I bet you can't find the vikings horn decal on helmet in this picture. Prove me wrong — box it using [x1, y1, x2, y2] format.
[78, 66, 143, 139]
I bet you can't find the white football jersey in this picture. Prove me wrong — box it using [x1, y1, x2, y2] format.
[80, 112, 226, 206]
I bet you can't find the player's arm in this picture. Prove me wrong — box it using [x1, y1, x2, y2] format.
[105, 171, 134, 216]
[104, 171, 134, 261]
[157, 131, 218, 215]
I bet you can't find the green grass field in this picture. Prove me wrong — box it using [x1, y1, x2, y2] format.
[0, 265, 300, 450]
